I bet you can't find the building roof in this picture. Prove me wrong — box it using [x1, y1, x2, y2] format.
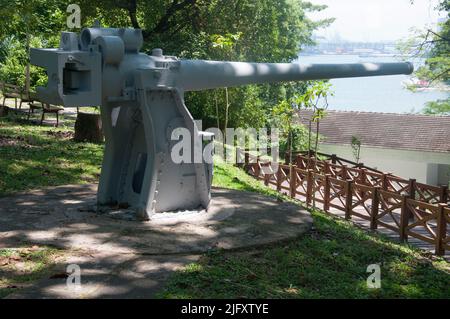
[297, 110, 450, 153]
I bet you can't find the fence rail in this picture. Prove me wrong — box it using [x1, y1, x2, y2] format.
[240, 149, 450, 256]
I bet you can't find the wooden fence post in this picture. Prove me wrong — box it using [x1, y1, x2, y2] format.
[342, 165, 348, 180]
[400, 194, 409, 242]
[324, 161, 330, 175]
[345, 179, 353, 220]
[276, 166, 282, 192]
[408, 178, 416, 200]
[439, 185, 448, 204]
[370, 187, 380, 230]
[293, 155, 298, 168]
[324, 174, 331, 212]
[244, 151, 249, 171]
[289, 165, 297, 198]
[360, 168, 367, 185]
[236, 148, 242, 167]
[255, 156, 261, 178]
[331, 154, 337, 164]
[435, 203, 447, 256]
[406, 179, 416, 222]
[381, 173, 388, 190]
[264, 171, 270, 186]
[306, 169, 314, 206]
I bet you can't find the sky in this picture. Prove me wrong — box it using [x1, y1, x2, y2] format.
[307, 0, 446, 42]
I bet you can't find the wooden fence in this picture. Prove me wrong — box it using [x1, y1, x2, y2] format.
[238, 150, 450, 256]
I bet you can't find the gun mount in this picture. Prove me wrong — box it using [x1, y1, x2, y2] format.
[30, 27, 413, 220]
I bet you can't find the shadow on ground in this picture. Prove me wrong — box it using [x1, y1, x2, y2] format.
[0, 184, 311, 298]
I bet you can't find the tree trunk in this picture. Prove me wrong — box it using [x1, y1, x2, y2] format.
[215, 92, 220, 130]
[312, 119, 320, 208]
[74, 112, 104, 143]
[25, 32, 30, 96]
[223, 87, 229, 147]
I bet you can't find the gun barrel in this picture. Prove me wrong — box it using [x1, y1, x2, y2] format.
[177, 60, 413, 91]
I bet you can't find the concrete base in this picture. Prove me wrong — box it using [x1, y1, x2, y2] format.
[0, 184, 312, 255]
[0, 184, 312, 298]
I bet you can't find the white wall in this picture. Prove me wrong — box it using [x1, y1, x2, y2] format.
[319, 143, 450, 186]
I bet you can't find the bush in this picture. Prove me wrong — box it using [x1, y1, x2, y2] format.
[0, 36, 51, 89]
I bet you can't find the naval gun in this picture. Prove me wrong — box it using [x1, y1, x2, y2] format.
[30, 27, 413, 220]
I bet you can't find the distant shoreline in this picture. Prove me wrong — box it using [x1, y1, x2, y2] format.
[295, 55, 449, 114]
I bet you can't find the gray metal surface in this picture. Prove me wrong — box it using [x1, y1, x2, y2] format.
[30, 27, 413, 220]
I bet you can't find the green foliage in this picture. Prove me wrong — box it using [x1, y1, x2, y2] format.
[0, 36, 53, 87]
[0, 0, 67, 41]
[422, 98, 450, 115]
[271, 101, 315, 155]
[0, 246, 65, 298]
[295, 81, 332, 111]
[0, 0, 65, 88]
[278, 124, 313, 155]
[400, 2, 450, 85]
[0, 0, 332, 128]
[73, 0, 333, 130]
[271, 81, 331, 158]
[0, 40, 26, 86]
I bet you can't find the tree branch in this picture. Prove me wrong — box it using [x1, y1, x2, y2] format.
[127, 0, 140, 29]
[429, 67, 450, 84]
[149, 0, 197, 38]
[115, 0, 140, 29]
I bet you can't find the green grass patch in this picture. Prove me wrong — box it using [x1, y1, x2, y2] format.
[160, 162, 450, 299]
[0, 245, 66, 298]
[159, 210, 449, 298]
[0, 116, 103, 196]
[212, 160, 286, 199]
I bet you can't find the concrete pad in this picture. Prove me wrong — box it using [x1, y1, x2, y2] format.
[0, 184, 312, 298]
[6, 251, 199, 299]
[0, 184, 312, 255]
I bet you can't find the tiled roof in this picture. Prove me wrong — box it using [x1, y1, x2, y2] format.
[297, 110, 450, 153]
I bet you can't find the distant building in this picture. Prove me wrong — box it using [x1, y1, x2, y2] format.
[298, 110, 450, 186]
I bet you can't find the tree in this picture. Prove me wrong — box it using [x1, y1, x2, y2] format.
[296, 81, 331, 154]
[75, 0, 333, 129]
[422, 99, 450, 115]
[0, 0, 67, 91]
[351, 135, 362, 164]
[271, 80, 331, 200]
[400, 0, 449, 114]
[0, 0, 333, 133]
[294, 81, 331, 208]
[210, 32, 242, 143]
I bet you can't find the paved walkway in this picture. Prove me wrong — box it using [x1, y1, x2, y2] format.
[0, 184, 312, 298]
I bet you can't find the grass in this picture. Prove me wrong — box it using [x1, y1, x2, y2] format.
[0, 245, 66, 298]
[159, 212, 450, 298]
[0, 115, 449, 298]
[0, 115, 103, 196]
[212, 160, 286, 198]
[160, 163, 450, 299]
